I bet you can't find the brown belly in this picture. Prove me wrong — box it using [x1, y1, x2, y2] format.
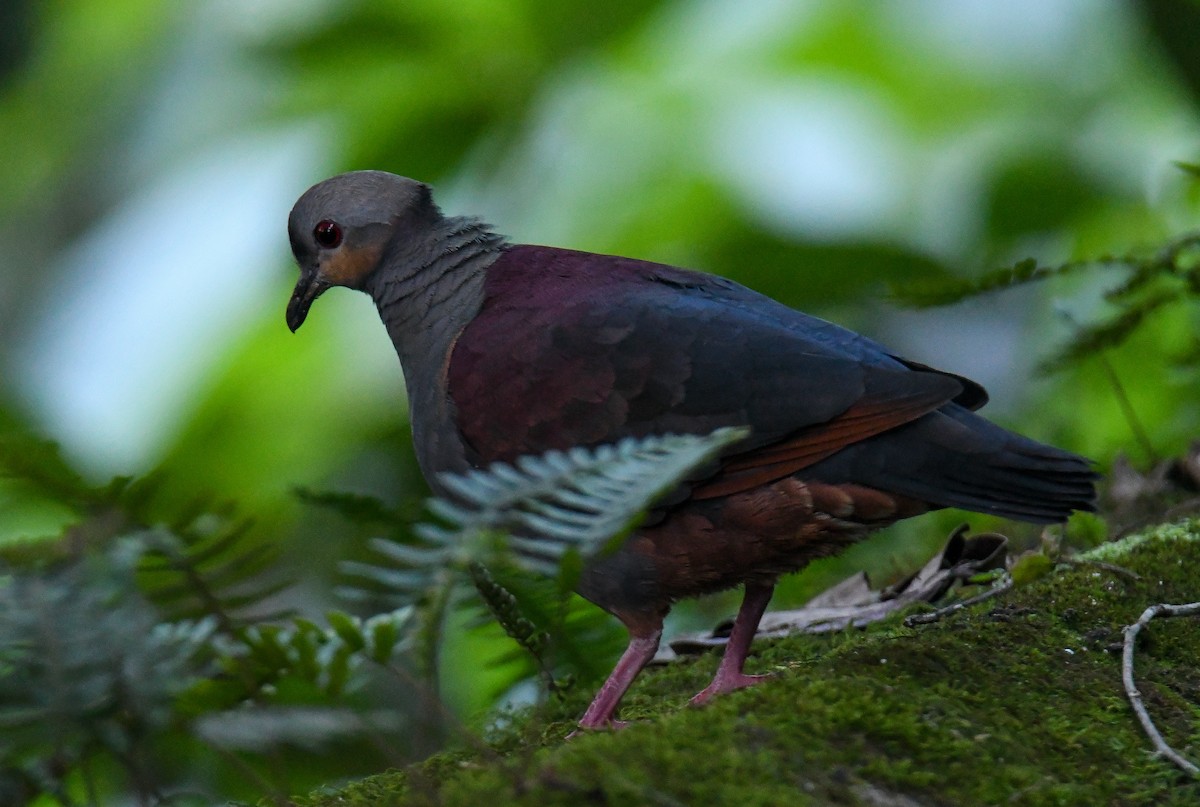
[576, 476, 928, 630]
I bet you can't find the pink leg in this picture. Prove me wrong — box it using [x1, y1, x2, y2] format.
[690, 581, 774, 705]
[571, 628, 662, 734]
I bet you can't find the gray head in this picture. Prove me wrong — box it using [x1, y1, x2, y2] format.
[285, 170, 441, 331]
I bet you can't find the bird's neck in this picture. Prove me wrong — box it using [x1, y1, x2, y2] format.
[363, 215, 507, 480]
[365, 215, 507, 362]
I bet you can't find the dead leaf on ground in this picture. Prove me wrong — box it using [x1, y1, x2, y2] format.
[1107, 442, 1200, 532]
[662, 525, 1007, 659]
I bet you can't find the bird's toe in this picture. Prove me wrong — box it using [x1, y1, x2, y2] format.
[689, 672, 772, 706]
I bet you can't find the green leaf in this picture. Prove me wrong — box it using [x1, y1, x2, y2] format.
[326, 610, 365, 652]
[294, 487, 406, 526]
[412, 582, 454, 682]
[246, 625, 291, 670]
[890, 256, 1068, 307]
[556, 546, 584, 594]
[324, 644, 354, 697]
[341, 429, 751, 687]
[0, 434, 93, 504]
[1174, 160, 1200, 178]
[289, 627, 320, 680]
[366, 610, 409, 664]
[1040, 286, 1180, 372]
[428, 427, 750, 571]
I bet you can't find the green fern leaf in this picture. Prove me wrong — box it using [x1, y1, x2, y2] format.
[428, 427, 750, 576]
[1174, 160, 1200, 178]
[294, 487, 408, 526]
[340, 428, 748, 686]
[1040, 286, 1180, 372]
[345, 427, 748, 609]
[137, 521, 290, 628]
[468, 561, 549, 661]
[889, 257, 1071, 307]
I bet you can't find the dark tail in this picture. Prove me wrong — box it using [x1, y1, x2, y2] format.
[809, 405, 1099, 524]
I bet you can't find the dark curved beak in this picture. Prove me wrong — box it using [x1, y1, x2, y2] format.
[286, 271, 330, 332]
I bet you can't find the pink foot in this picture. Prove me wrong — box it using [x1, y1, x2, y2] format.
[568, 630, 661, 739]
[689, 671, 772, 705]
[688, 581, 776, 706]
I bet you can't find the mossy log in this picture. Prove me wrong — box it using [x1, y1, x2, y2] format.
[298, 521, 1200, 807]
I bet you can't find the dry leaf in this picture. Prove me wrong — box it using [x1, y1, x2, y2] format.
[1107, 443, 1200, 532]
[665, 525, 1008, 657]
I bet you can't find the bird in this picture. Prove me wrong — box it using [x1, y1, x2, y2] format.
[286, 170, 1098, 731]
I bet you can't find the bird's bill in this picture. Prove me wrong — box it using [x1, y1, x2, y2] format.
[286, 271, 330, 332]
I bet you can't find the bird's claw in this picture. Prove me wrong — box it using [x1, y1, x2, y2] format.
[689, 672, 772, 705]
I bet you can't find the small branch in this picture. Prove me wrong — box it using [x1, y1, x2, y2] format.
[377, 659, 498, 762]
[1162, 495, 1200, 523]
[80, 750, 100, 807]
[202, 741, 290, 806]
[1054, 307, 1156, 464]
[1121, 602, 1200, 777]
[1096, 353, 1158, 464]
[1060, 558, 1141, 582]
[903, 573, 1013, 627]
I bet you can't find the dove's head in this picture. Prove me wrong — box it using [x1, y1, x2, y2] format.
[285, 170, 439, 331]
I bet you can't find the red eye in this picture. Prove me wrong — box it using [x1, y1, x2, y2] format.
[313, 219, 343, 249]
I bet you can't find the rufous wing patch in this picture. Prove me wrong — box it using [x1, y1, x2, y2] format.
[691, 377, 956, 500]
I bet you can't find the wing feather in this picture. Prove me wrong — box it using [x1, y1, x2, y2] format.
[449, 246, 964, 501]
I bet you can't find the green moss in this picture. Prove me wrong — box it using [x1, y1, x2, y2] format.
[299, 520, 1200, 806]
[1081, 521, 1200, 562]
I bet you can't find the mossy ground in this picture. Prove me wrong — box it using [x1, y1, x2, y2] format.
[298, 521, 1200, 806]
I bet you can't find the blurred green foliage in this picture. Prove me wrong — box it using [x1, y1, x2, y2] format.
[2, 0, 1200, 803]
[0, 413, 739, 804]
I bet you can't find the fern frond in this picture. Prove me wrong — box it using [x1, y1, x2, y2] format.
[339, 428, 747, 686]
[0, 539, 213, 769]
[345, 427, 747, 609]
[204, 607, 415, 706]
[0, 434, 97, 507]
[890, 233, 1200, 310]
[891, 232, 1200, 381]
[461, 560, 626, 688]
[889, 257, 1088, 307]
[294, 487, 410, 526]
[137, 521, 290, 629]
[468, 561, 549, 664]
[194, 705, 404, 752]
[1040, 287, 1181, 373]
[425, 427, 749, 576]
[409, 582, 454, 684]
[339, 560, 435, 595]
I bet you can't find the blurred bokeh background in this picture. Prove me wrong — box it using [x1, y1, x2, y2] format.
[2, 0, 1200, 801]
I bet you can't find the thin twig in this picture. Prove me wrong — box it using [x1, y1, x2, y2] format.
[1096, 353, 1158, 464]
[80, 750, 100, 807]
[1054, 308, 1157, 464]
[202, 741, 291, 806]
[1061, 558, 1141, 581]
[378, 658, 499, 761]
[1121, 602, 1200, 777]
[903, 573, 1014, 627]
[1162, 495, 1200, 523]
